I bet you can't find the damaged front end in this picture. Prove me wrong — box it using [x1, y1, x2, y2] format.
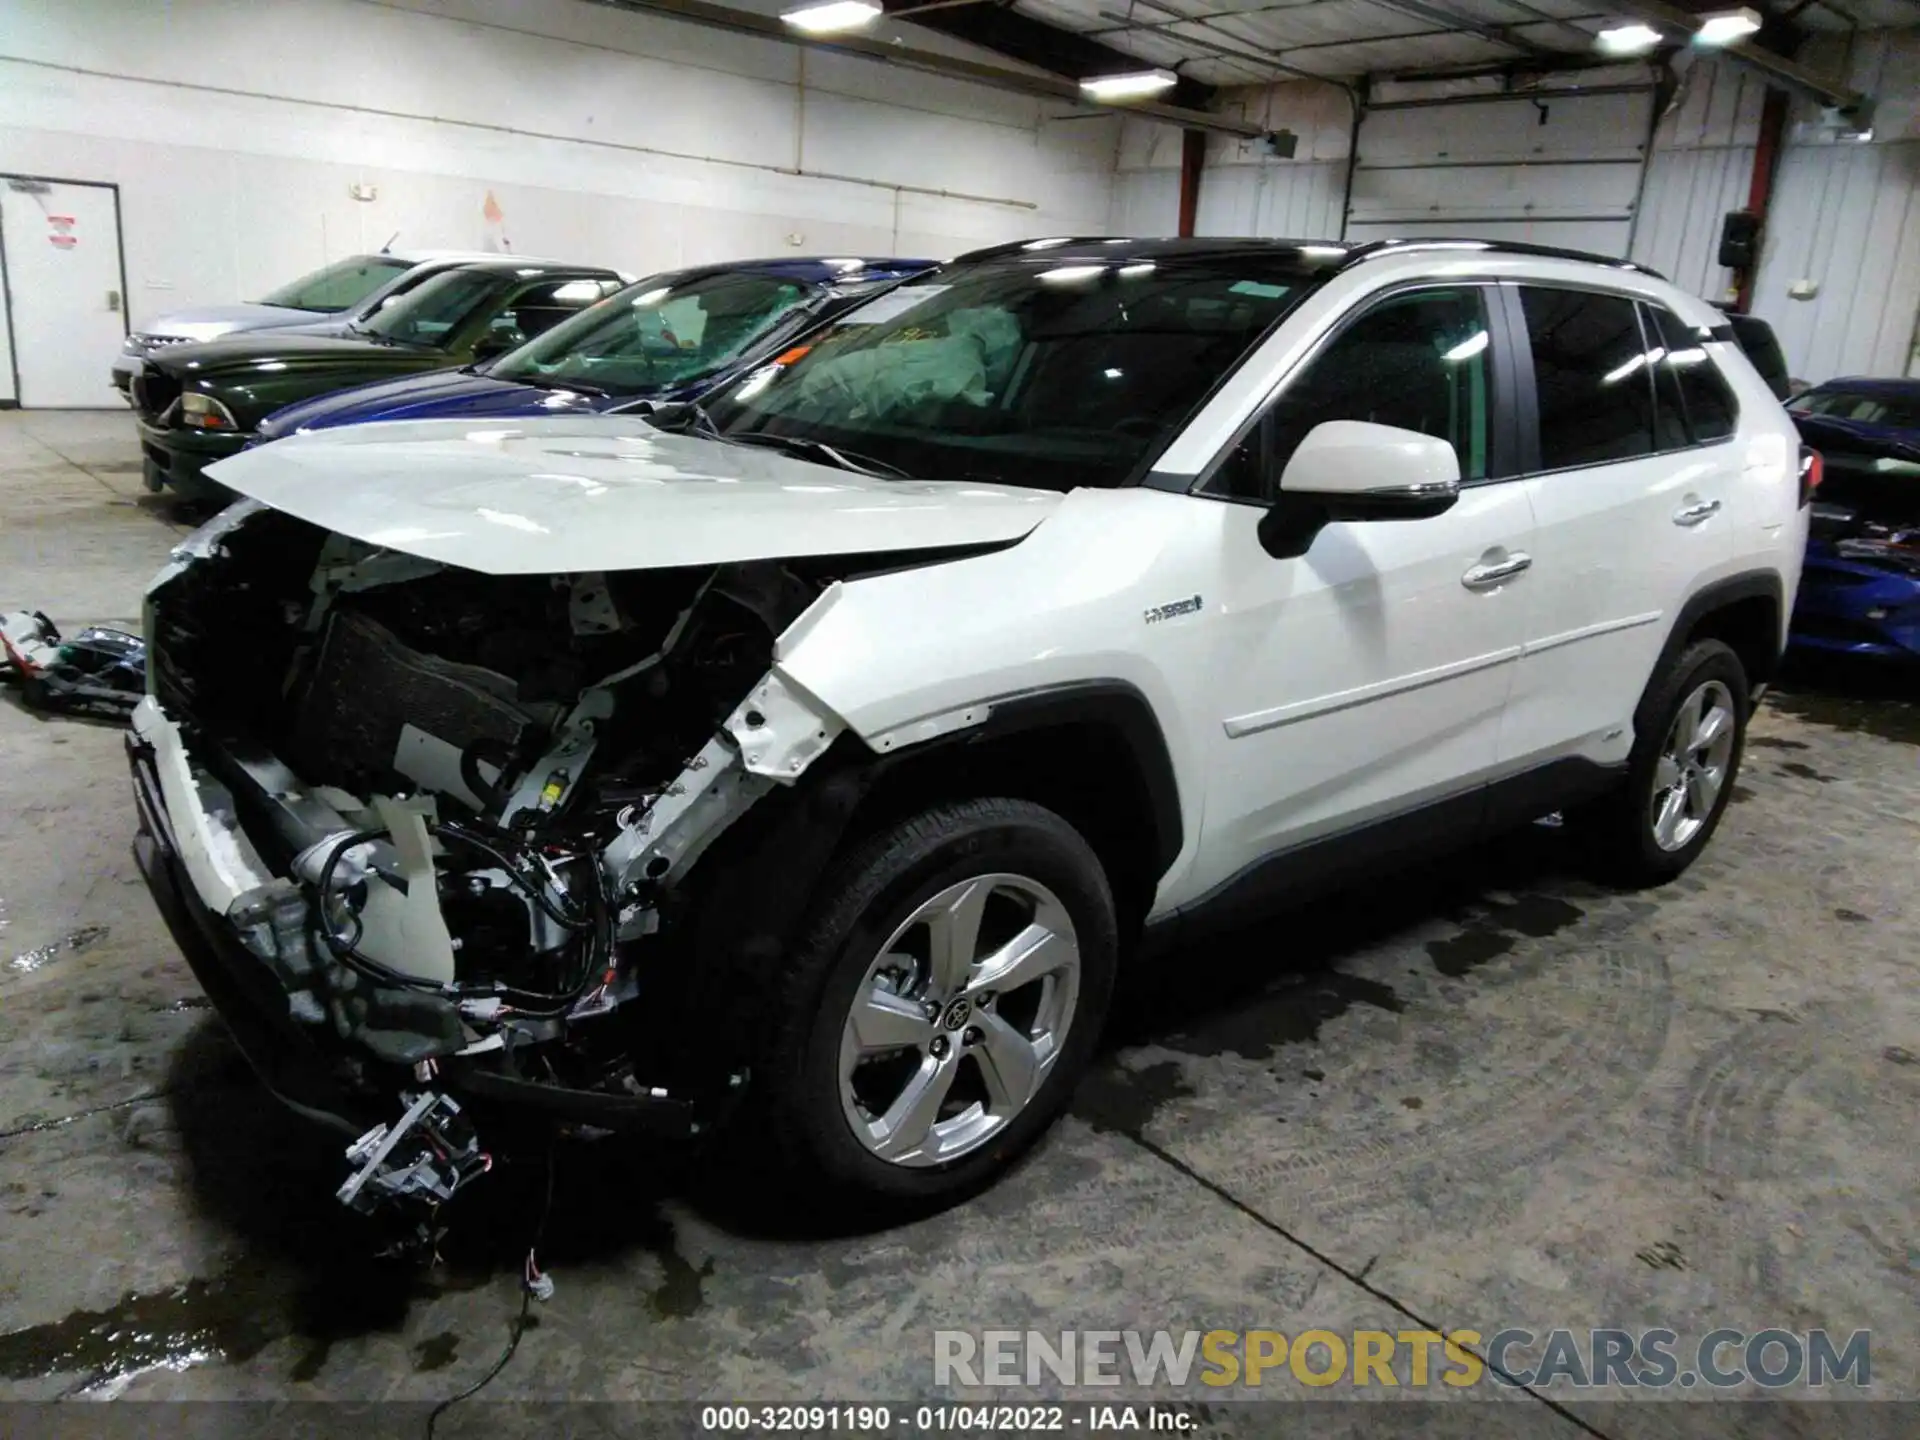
[131, 500, 853, 1225]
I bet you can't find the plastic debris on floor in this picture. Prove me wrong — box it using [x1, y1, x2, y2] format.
[0, 609, 146, 719]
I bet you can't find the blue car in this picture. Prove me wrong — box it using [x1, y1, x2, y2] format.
[1787, 377, 1920, 662]
[255, 256, 935, 440]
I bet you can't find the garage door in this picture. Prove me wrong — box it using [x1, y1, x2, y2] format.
[1346, 89, 1656, 259]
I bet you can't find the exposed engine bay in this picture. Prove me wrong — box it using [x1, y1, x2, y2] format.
[137, 500, 879, 1224]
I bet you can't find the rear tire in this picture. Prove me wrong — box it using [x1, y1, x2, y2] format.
[1575, 638, 1749, 887]
[736, 797, 1117, 1217]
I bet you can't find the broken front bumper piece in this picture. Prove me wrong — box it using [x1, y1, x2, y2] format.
[337, 1091, 490, 1216]
[126, 702, 759, 1189]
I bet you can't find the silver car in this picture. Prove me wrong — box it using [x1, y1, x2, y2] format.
[109, 248, 597, 399]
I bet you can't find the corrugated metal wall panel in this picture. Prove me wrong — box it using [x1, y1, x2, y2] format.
[1630, 143, 1754, 301]
[1194, 161, 1346, 240]
[1753, 139, 1920, 381]
[1110, 166, 1182, 235]
[1110, 35, 1920, 377]
[1630, 32, 1920, 381]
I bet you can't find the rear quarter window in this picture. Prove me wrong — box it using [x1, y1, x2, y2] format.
[1646, 305, 1738, 445]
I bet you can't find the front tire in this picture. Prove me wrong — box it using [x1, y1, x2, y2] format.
[744, 797, 1117, 1215]
[1578, 638, 1749, 886]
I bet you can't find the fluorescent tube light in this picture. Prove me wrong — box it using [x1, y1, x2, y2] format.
[1696, 8, 1762, 44]
[1596, 22, 1662, 54]
[1080, 70, 1179, 101]
[781, 1, 882, 35]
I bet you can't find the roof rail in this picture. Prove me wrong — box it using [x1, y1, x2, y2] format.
[1336, 238, 1668, 282]
[949, 236, 1118, 264]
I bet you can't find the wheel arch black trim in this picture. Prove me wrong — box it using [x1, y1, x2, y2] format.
[1649, 570, 1787, 716]
[962, 679, 1185, 882]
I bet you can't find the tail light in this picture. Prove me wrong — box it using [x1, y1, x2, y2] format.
[1798, 445, 1822, 507]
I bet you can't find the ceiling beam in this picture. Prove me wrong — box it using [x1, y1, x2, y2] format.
[1090, 0, 1367, 92]
[1607, 0, 1864, 109]
[1366, 0, 1571, 62]
[583, 0, 1264, 135]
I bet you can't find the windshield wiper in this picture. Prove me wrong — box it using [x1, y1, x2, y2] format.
[624, 402, 906, 478]
[634, 398, 725, 437]
[723, 432, 909, 479]
[507, 374, 612, 398]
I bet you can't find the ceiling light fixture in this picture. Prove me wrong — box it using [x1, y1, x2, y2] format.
[1596, 22, 1662, 54]
[1079, 69, 1179, 101]
[780, 1, 882, 35]
[1696, 7, 1762, 44]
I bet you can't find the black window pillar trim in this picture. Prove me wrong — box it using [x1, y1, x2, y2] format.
[1630, 296, 1665, 451]
[1491, 282, 1543, 476]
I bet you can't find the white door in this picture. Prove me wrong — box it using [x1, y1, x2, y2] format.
[1, 178, 127, 408]
[1186, 284, 1534, 898]
[1498, 285, 1738, 770]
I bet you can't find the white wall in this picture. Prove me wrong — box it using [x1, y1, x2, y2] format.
[0, 245, 14, 402]
[1110, 80, 1352, 241]
[1630, 30, 1920, 382]
[0, 0, 1123, 332]
[1115, 33, 1919, 383]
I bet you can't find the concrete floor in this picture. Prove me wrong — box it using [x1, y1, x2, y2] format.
[1, 409, 1916, 1432]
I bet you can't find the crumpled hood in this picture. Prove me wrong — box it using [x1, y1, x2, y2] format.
[138, 303, 325, 341]
[207, 416, 1062, 575]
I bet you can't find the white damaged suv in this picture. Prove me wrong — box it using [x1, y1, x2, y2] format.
[131, 238, 1810, 1221]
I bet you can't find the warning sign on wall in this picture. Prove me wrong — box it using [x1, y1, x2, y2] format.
[48, 213, 77, 248]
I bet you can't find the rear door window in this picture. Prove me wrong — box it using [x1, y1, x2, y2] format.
[1517, 287, 1657, 471]
[1645, 304, 1738, 445]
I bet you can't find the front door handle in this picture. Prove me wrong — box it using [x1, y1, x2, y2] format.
[1673, 498, 1723, 526]
[1462, 552, 1532, 589]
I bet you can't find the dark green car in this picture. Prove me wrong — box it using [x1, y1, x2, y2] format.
[132, 258, 626, 499]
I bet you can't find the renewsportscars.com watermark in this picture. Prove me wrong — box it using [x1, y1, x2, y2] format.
[933, 1328, 1871, 1391]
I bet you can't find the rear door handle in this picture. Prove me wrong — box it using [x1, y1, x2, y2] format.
[1673, 498, 1723, 526]
[1462, 552, 1532, 589]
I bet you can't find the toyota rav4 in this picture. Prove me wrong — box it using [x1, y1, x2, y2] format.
[130, 238, 1810, 1225]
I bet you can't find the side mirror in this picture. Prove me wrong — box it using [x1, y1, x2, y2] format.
[1258, 420, 1462, 559]
[1279, 419, 1461, 513]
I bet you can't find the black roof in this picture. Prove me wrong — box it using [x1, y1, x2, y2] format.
[952, 236, 1336, 265]
[951, 235, 1667, 281]
[440, 257, 625, 277]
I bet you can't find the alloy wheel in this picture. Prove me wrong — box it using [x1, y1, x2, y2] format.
[1649, 679, 1737, 852]
[838, 873, 1081, 1167]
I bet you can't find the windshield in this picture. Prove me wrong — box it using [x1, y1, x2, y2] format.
[491, 272, 820, 394]
[702, 256, 1315, 491]
[257, 255, 412, 312]
[355, 268, 502, 348]
[1791, 387, 1920, 429]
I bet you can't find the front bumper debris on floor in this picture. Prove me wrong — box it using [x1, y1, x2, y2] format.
[1, 609, 146, 719]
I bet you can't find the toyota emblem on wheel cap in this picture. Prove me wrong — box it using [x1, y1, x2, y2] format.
[942, 998, 973, 1031]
